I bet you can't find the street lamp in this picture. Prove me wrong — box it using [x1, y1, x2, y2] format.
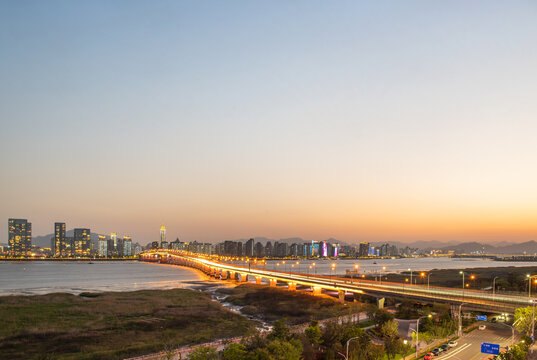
[331, 263, 336, 278]
[312, 262, 316, 275]
[380, 266, 386, 284]
[526, 274, 537, 298]
[459, 271, 466, 298]
[421, 272, 431, 290]
[408, 268, 413, 285]
[344, 336, 360, 360]
[410, 315, 432, 359]
[492, 276, 499, 298]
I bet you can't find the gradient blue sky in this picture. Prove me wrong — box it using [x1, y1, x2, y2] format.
[1, 1, 537, 245]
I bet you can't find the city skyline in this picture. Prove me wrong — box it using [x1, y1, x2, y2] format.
[2, 1, 537, 244]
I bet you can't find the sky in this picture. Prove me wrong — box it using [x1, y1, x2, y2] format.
[1, 1, 537, 245]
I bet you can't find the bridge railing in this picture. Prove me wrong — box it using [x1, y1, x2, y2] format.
[142, 250, 532, 310]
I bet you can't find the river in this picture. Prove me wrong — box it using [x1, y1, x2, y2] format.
[1, 257, 535, 296]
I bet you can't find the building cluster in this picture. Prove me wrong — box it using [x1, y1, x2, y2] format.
[97, 233, 142, 257]
[210, 239, 341, 258]
[338, 242, 419, 257]
[5, 218, 141, 258]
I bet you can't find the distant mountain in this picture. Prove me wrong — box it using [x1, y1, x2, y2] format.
[496, 240, 537, 255]
[436, 240, 537, 255]
[32, 230, 102, 249]
[438, 241, 496, 254]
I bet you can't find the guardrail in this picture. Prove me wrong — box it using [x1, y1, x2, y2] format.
[142, 250, 534, 313]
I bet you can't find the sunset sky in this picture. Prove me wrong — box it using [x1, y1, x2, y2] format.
[1, 1, 537, 245]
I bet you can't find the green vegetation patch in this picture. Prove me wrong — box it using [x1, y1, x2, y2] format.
[0, 289, 254, 360]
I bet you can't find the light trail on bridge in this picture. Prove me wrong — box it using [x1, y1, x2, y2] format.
[141, 250, 534, 314]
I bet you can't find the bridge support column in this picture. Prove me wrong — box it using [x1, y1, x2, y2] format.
[288, 282, 296, 291]
[221, 271, 228, 280]
[377, 297, 385, 309]
[229, 271, 235, 281]
[255, 276, 262, 285]
[269, 278, 277, 287]
[338, 290, 345, 303]
[239, 274, 248, 282]
[312, 286, 322, 296]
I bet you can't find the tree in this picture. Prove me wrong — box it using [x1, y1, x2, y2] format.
[268, 318, 291, 341]
[305, 320, 322, 346]
[380, 320, 399, 360]
[222, 343, 247, 360]
[373, 309, 394, 327]
[188, 346, 218, 360]
[266, 339, 303, 360]
[321, 320, 343, 349]
[498, 343, 529, 360]
[514, 306, 534, 335]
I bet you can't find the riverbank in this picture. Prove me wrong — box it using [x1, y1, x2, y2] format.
[0, 288, 254, 360]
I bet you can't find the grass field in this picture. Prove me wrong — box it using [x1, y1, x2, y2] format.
[0, 289, 254, 360]
[220, 283, 363, 324]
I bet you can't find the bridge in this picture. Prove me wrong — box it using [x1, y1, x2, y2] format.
[140, 250, 534, 314]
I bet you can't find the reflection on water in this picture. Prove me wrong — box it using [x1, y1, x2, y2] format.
[2, 257, 536, 296]
[0, 261, 207, 296]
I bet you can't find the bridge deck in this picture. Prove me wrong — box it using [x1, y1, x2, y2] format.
[142, 251, 533, 314]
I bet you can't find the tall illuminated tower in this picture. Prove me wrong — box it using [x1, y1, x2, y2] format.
[8, 218, 32, 256]
[54, 222, 66, 257]
[160, 225, 166, 247]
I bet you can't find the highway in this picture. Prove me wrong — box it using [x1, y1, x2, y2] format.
[433, 324, 512, 360]
[141, 250, 535, 313]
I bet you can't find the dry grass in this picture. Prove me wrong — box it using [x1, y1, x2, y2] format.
[0, 289, 254, 360]
[223, 283, 363, 324]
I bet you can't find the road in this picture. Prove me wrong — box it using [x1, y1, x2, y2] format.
[144, 251, 535, 313]
[432, 324, 513, 360]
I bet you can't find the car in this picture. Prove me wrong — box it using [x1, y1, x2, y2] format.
[431, 349, 440, 355]
[440, 344, 449, 351]
[424, 354, 434, 360]
[479, 324, 487, 330]
[448, 341, 458, 347]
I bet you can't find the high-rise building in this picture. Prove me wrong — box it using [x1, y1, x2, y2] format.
[264, 242, 273, 257]
[54, 222, 66, 257]
[359, 242, 371, 257]
[160, 225, 166, 247]
[98, 235, 107, 257]
[254, 242, 264, 258]
[123, 236, 132, 256]
[245, 238, 255, 257]
[73, 228, 91, 257]
[8, 218, 32, 256]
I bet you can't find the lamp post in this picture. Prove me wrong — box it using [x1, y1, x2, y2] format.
[312, 262, 316, 275]
[421, 272, 431, 290]
[531, 299, 535, 354]
[526, 274, 537, 298]
[408, 268, 413, 285]
[331, 263, 336, 278]
[459, 271, 466, 299]
[380, 266, 386, 284]
[353, 264, 359, 281]
[492, 276, 499, 298]
[345, 336, 360, 360]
